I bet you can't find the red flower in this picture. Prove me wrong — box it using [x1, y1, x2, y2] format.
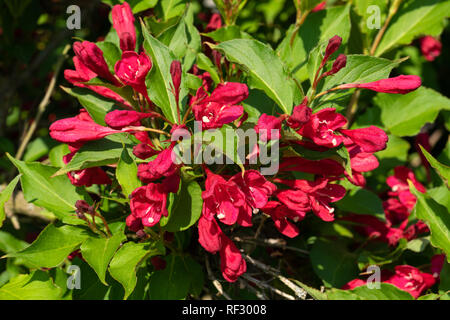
[254, 114, 282, 141]
[205, 13, 222, 32]
[50, 109, 123, 144]
[73, 41, 121, 86]
[126, 214, 143, 232]
[312, 1, 326, 12]
[276, 178, 346, 222]
[298, 108, 347, 148]
[115, 51, 152, 99]
[111, 2, 136, 52]
[287, 97, 312, 129]
[198, 215, 223, 253]
[105, 110, 158, 129]
[192, 82, 248, 130]
[322, 54, 347, 77]
[338, 75, 421, 94]
[219, 234, 246, 282]
[322, 36, 342, 68]
[137, 146, 178, 183]
[431, 254, 445, 279]
[262, 201, 301, 238]
[384, 265, 435, 299]
[201, 169, 245, 225]
[341, 279, 366, 290]
[231, 170, 276, 210]
[64, 57, 131, 107]
[419, 36, 442, 62]
[383, 198, 410, 226]
[279, 157, 344, 177]
[170, 60, 182, 105]
[387, 166, 425, 210]
[129, 184, 168, 227]
[63, 152, 111, 187]
[340, 126, 388, 153]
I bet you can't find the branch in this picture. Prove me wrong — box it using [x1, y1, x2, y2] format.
[241, 273, 295, 300]
[204, 253, 232, 300]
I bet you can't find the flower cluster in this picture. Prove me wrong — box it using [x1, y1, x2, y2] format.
[49, 2, 425, 283]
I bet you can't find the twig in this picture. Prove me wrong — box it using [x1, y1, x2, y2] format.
[242, 273, 295, 300]
[15, 44, 71, 160]
[243, 254, 307, 300]
[204, 253, 232, 300]
[239, 278, 268, 300]
[233, 237, 309, 255]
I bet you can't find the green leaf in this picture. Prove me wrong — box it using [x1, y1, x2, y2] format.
[0, 175, 20, 228]
[406, 237, 430, 253]
[60, 86, 116, 126]
[419, 146, 450, 187]
[116, 147, 141, 198]
[148, 254, 191, 300]
[310, 239, 359, 288]
[160, 0, 186, 21]
[109, 241, 165, 299]
[0, 231, 28, 254]
[96, 41, 122, 73]
[129, 0, 158, 13]
[8, 224, 89, 268]
[160, 180, 202, 232]
[80, 222, 126, 285]
[203, 26, 252, 43]
[376, 87, 450, 137]
[55, 135, 135, 176]
[23, 137, 57, 162]
[410, 182, 450, 263]
[326, 283, 414, 300]
[196, 53, 220, 84]
[291, 279, 328, 300]
[300, 0, 323, 11]
[6, 154, 89, 224]
[0, 271, 63, 300]
[375, 0, 450, 57]
[184, 256, 204, 298]
[336, 188, 385, 221]
[49, 144, 70, 168]
[142, 21, 179, 123]
[214, 39, 295, 114]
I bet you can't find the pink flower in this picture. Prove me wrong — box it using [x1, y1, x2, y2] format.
[170, 60, 182, 105]
[49, 109, 123, 144]
[312, 1, 326, 12]
[287, 97, 312, 129]
[64, 57, 131, 107]
[231, 170, 276, 210]
[115, 51, 152, 99]
[322, 54, 347, 77]
[192, 82, 248, 130]
[383, 198, 410, 226]
[384, 266, 435, 299]
[279, 157, 344, 177]
[111, 2, 136, 52]
[129, 184, 168, 227]
[198, 215, 223, 253]
[431, 254, 445, 279]
[298, 108, 347, 148]
[126, 214, 143, 232]
[321, 36, 342, 68]
[205, 13, 222, 32]
[73, 41, 121, 86]
[419, 36, 442, 61]
[338, 75, 421, 94]
[255, 114, 282, 141]
[63, 152, 111, 187]
[219, 234, 246, 282]
[201, 169, 245, 225]
[341, 279, 366, 290]
[105, 110, 158, 129]
[133, 143, 158, 160]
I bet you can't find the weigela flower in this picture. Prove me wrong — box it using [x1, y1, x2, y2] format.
[73, 41, 121, 86]
[383, 198, 410, 226]
[340, 126, 388, 153]
[50, 109, 123, 144]
[137, 146, 178, 183]
[321, 54, 347, 77]
[129, 184, 168, 227]
[111, 2, 136, 52]
[297, 108, 347, 148]
[170, 60, 182, 105]
[276, 178, 346, 222]
[431, 254, 445, 279]
[322, 35, 342, 68]
[384, 265, 435, 299]
[287, 97, 312, 129]
[312, 1, 326, 12]
[105, 110, 158, 129]
[115, 51, 152, 99]
[205, 13, 222, 32]
[419, 36, 442, 61]
[254, 114, 282, 141]
[338, 75, 421, 94]
[262, 201, 301, 238]
[64, 57, 131, 107]
[192, 82, 248, 130]
[387, 166, 426, 210]
[63, 152, 111, 187]
[219, 234, 247, 282]
[201, 169, 246, 225]
[198, 215, 223, 253]
[126, 214, 143, 232]
[279, 157, 345, 177]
